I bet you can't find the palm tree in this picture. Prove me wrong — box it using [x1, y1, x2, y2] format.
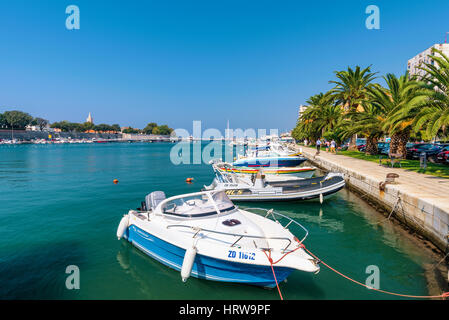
[377, 73, 429, 158]
[305, 92, 340, 135]
[293, 92, 341, 143]
[411, 49, 449, 139]
[329, 66, 377, 149]
[293, 105, 320, 143]
[319, 101, 343, 135]
[341, 102, 385, 155]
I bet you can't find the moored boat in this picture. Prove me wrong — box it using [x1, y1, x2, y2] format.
[116, 190, 320, 287]
[232, 155, 306, 168]
[214, 161, 316, 180]
[204, 166, 345, 202]
[233, 143, 307, 168]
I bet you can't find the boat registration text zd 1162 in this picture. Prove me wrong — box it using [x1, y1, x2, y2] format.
[228, 250, 256, 260]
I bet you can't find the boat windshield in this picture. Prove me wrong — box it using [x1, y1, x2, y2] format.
[161, 191, 235, 218]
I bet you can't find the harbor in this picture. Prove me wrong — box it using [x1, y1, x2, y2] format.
[0, 141, 447, 299]
[2, 0, 449, 309]
[0, 130, 177, 145]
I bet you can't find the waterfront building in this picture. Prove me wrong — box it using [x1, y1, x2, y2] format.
[298, 105, 308, 119]
[407, 43, 449, 78]
[25, 123, 51, 132]
[25, 125, 39, 131]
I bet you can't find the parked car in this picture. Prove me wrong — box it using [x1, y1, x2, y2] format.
[436, 146, 449, 163]
[359, 141, 388, 153]
[406, 143, 442, 160]
[356, 138, 366, 146]
[435, 142, 449, 148]
[434, 141, 449, 145]
[378, 142, 390, 155]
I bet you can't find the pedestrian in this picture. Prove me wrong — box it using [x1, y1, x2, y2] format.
[325, 140, 330, 152]
[316, 138, 321, 155]
[304, 139, 308, 146]
[330, 139, 336, 154]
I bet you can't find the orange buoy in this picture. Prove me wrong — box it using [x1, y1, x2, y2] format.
[113, 179, 119, 184]
[185, 178, 194, 183]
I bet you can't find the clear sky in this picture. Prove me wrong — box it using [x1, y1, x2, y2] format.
[0, 0, 448, 134]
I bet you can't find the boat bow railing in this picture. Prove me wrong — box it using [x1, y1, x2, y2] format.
[166, 208, 309, 253]
[243, 207, 309, 244]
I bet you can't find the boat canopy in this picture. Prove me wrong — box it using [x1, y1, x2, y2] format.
[161, 191, 236, 218]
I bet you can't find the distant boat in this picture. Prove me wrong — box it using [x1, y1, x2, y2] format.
[233, 142, 306, 167]
[215, 161, 315, 180]
[233, 155, 306, 168]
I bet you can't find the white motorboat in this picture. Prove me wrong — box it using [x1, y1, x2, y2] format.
[233, 142, 306, 168]
[116, 190, 320, 287]
[204, 166, 345, 202]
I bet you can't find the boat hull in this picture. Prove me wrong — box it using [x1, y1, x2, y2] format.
[225, 185, 345, 202]
[222, 176, 346, 202]
[124, 224, 294, 288]
[218, 166, 315, 179]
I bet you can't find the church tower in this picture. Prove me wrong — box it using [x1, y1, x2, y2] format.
[86, 112, 93, 123]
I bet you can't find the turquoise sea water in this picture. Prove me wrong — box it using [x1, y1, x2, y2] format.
[0, 142, 437, 299]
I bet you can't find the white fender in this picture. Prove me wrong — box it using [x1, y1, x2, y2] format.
[116, 214, 130, 240]
[319, 193, 323, 204]
[181, 246, 197, 282]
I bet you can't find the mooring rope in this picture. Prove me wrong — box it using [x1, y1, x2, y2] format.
[373, 196, 402, 226]
[262, 250, 284, 300]
[302, 246, 449, 300]
[431, 252, 449, 271]
[262, 244, 308, 300]
[263, 242, 449, 300]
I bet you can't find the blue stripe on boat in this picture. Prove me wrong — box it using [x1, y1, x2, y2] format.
[125, 224, 294, 288]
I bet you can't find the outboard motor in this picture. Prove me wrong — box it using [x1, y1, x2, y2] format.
[145, 191, 166, 211]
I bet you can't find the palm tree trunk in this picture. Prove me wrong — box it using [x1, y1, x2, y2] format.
[390, 130, 410, 159]
[396, 131, 410, 159]
[348, 134, 357, 150]
[365, 136, 378, 155]
[389, 133, 399, 155]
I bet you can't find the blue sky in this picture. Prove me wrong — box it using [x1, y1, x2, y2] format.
[0, 0, 448, 133]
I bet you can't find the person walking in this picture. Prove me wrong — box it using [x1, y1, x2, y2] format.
[330, 139, 336, 154]
[316, 138, 322, 155]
